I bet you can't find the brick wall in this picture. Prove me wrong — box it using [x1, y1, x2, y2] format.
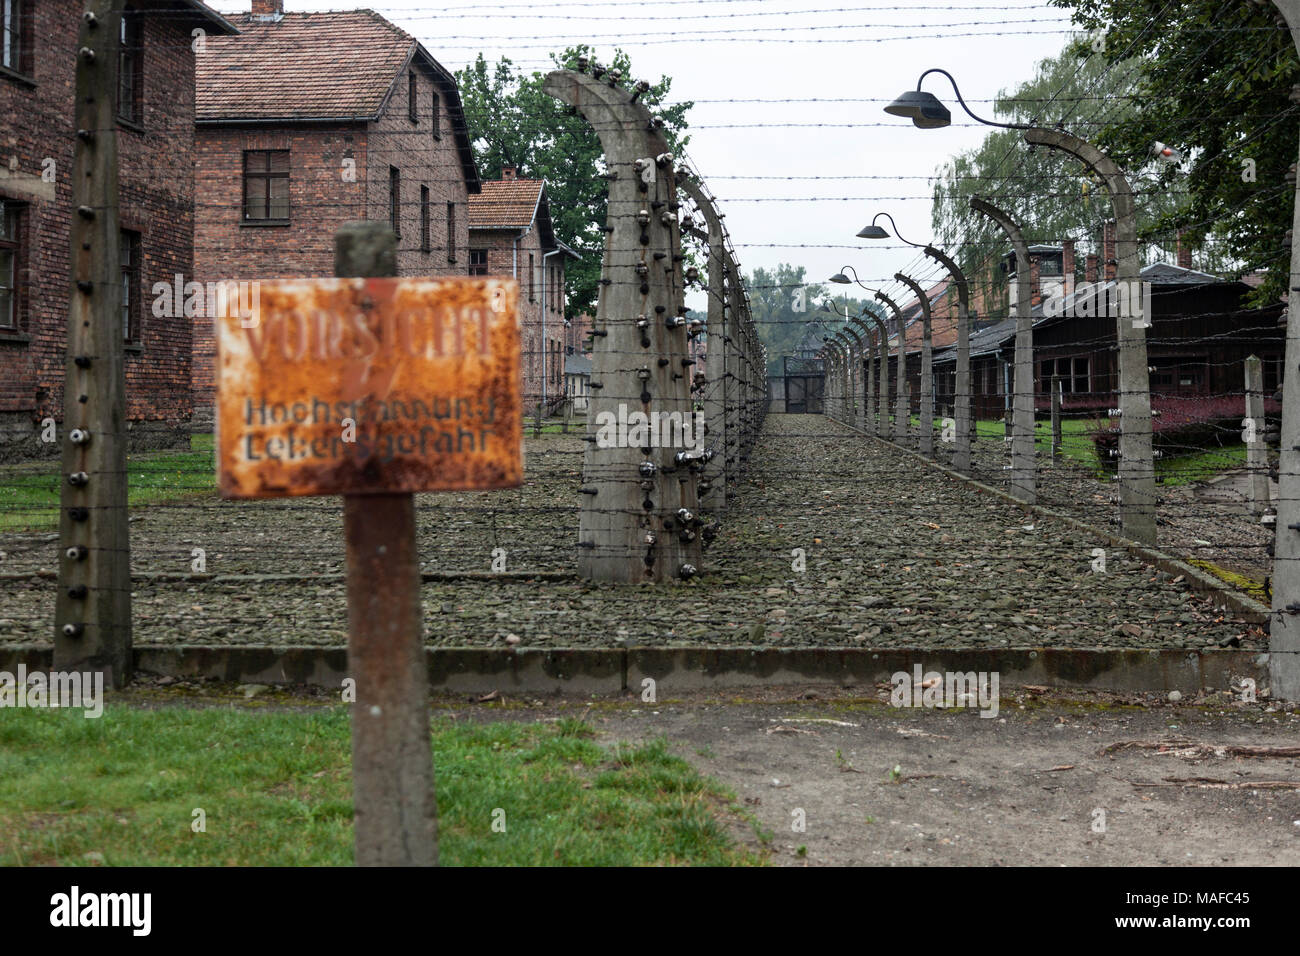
[1, 1, 199, 458]
[193, 124, 366, 422]
[192, 63, 471, 423]
[365, 63, 469, 276]
[468, 226, 566, 406]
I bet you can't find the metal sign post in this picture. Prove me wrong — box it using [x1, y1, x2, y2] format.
[217, 222, 522, 865]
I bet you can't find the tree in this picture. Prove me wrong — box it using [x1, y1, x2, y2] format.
[930, 40, 1197, 306]
[747, 263, 883, 375]
[456, 47, 693, 318]
[1048, 0, 1298, 307]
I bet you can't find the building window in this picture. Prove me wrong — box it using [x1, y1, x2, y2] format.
[419, 186, 430, 253]
[408, 71, 418, 123]
[243, 150, 289, 221]
[389, 166, 400, 238]
[469, 249, 488, 276]
[1264, 356, 1282, 393]
[446, 202, 456, 261]
[118, 10, 143, 125]
[431, 89, 441, 138]
[0, 203, 21, 331]
[2, 0, 29, 74]
[120, 230, 141, 343]
[1150, 357, 1204, 393]
[528, 253, 535, 301]
[1039, 356, 1090, 394]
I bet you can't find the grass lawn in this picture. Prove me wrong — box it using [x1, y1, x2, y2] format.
[0, 703, 761, 866]
[0, 434, 218, 533]
[965, 417, 1247, 485]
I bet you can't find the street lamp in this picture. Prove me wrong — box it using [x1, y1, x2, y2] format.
[859, 212, 972, 471]
[886, 68, 1156, 543]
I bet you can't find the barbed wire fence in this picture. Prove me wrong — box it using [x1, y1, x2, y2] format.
[0, 4, 1293, 699]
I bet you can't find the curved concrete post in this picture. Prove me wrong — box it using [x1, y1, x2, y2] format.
[721, 254, 743, 485]
[875, 291, 909, 445]
[970, 196, 1036, 505]
[827, 340, 845, 421]
[864, 312, 890, 437]
[679, 175, 727, 510]
[1023, 126, 1152, 540]
[922, 244, 971, 472]
[1267, 0, 1300, 701]
[895, 273, 934, 457]
[848, 316, 876, 435]
[544, 69, 701, 582]
[829, 341, 847, 421]
[840, 326, 865, 429]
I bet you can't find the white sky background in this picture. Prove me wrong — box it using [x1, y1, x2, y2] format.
[211, 0, 1080, 307]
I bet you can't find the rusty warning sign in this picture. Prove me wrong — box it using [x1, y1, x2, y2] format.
[216, 277, 522, 498]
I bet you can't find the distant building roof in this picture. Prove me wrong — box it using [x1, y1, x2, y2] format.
[565, 354, 592, 377]
[931, 261, 1270, 364]
[469, 179, 545, 230]
[196, 11, 479, 191]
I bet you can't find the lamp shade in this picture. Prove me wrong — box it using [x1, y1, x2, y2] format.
[883, 90, 951, 129]
[856, 224, 890, 239]
[829, 273, 851, 284]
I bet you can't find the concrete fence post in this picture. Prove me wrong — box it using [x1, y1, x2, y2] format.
[544, 68, 702, 582]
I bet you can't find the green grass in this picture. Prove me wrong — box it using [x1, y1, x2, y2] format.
[0, 433, 217, 533]
[0, 703, 760, 866]
[967, 418, 1246, 484]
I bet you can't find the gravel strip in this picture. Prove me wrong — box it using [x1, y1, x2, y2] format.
[0, 415, 1262, 650]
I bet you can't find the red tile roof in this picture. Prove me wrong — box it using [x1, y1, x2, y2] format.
[197, 11, 414, 121]
[469, 180, 544, 230]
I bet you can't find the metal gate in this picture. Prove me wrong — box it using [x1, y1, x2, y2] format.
[783, 356, 824, 414]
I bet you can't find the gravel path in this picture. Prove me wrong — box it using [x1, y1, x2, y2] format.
[0, 414, 1262, 649]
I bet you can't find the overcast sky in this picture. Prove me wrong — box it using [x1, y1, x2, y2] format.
[212, 0, 1079, 305]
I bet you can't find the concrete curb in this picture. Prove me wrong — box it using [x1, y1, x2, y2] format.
[826, 415, 1271, 625]
[0, 644, 1267, 696]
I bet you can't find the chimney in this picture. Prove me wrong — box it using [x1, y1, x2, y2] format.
[251, 0, 283, 18]
[501, 166, 516, 181]
[1085, 253, 1098, 284]
[1176, 230, 1192, 270]
[1061, 239, 1076, 291]
[1102, 219, 1117, 282]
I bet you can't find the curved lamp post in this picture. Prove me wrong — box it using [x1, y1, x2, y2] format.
[893, 272, 935, 458]
[847, 314, 879, 434]
[874, 289, 910, 445]
[837, 325, 865, 428]
[858, 212, 972, 471]
[970, 197, 1036, 505]
[886, 67, 1155, 543]
[821, 298, 875, 431]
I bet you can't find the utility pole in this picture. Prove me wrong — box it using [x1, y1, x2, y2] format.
[55, 0, 131, 688]
[971, 197, 1036, 505]
[544, 66, 702, 583]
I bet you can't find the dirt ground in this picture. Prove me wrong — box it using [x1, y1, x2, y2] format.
[444, 683, 1300, 867]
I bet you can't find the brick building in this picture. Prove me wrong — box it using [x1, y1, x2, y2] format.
[467, 169, 578, 409]
[191, 0, 480, 424]
[0, 0, 237, 458]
